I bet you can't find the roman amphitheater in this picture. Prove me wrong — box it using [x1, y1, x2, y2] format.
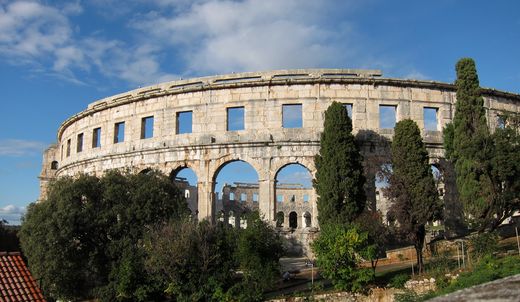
[39, 69, 520, 252]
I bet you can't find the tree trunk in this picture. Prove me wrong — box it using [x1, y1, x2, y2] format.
[415, 246, 423, 274]
[371, 258, 379, 274]
[415, 225, 426, 274]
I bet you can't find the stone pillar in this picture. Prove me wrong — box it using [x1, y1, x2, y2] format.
[259, 177, 275, 223]
[197, 181, 215, 222]
[311, 191, 318, 228]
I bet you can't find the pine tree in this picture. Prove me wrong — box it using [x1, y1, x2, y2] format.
[314, 101, 366, 226]
[386, 119, 442, 273]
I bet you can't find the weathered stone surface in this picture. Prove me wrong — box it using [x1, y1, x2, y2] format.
[39, 69, 520, 236]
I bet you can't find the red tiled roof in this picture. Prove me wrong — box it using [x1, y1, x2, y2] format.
[0, 252, 46, 302]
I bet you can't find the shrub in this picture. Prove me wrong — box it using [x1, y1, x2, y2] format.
[389, 273, 409, 289]
[470, 232, 499, 260]
[427, 255, 520, 300]
[311, 224, 374, 292]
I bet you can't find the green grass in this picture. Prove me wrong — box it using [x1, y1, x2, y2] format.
[397, 255, 520, 301]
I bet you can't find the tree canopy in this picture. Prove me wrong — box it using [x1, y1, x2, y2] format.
[314, 101, 366, 225]
[19, 170, 189, 301]
[386, 119, 442, 273]
[311, 223, 374, 292]
[444, 58, 519, 230]
[145, 212, 284, 302]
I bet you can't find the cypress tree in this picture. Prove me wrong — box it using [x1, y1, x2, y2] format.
[314, 101, 366, 226]
[443, 58, 494, 229]
[386, 119, 442, 273]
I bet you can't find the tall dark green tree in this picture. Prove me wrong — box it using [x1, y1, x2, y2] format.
[483, 116, 520, 229]
[314, 101, 366, 225]
[444, 58, 519, 230]
[386, 119, 442, 273]
[445, 58, 491, 221]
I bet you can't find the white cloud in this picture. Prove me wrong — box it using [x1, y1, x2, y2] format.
[0, 139, 47, 156]
[0, 204, 26, 225]
[402, 70, 429, 80]
[134, 0, 357, 75]
[0, 0, 396, 86]
[0, 204, 25, 214]
[0, 1, 176, 85]
[0, 1, 71, 57]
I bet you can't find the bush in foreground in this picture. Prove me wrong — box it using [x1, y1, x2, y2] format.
[311, 224, 374, 292]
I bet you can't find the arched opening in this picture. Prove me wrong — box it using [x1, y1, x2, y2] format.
[213, 160, 259, 226]
[170, 166, 198, 218]
[50, 161, 58, 170]
[139, 168, 153, 175]
[375, 163, 392, 224]
[275, 163, 313, 228]
[240, 216, 247, 229]
[303, 211, 311, 228]
[276, 211, 285, 228]
[289, 211, 298, 229]
[228, 210, 236, 227]
[217, 210, 225, 223]
[430, 164, 444, 228]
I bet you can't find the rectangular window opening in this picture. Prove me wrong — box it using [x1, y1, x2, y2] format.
[282, 104, 303, 128]
[229, 192, 235, 201]
[423, 107, 439, 131]
[277, 195, 284, 203]
[141, 116, 154, 139]
[92, 127, 101, 148]
[252, 193, 259, 203]
[76, 133, 83, 153]
[303, 194, 309, 203]
[66, 139, 71, 157]
[240, 193, 247, 202]
[114, 122, 125, 143]
[343, 103, 353, 119]
[379, 105, 397, 129]
[176, 111, 193, 134]
[497, 115, 506, 129]
[227, 107, 245, 131]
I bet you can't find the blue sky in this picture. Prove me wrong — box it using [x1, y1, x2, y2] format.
[1, 0, 519, 224]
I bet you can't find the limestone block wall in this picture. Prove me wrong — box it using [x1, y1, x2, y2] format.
[39, 69, 520, 230]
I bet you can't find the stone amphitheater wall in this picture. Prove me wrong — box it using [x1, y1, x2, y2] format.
[39, 69, 520, 229]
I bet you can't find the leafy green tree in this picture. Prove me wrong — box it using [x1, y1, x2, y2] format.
[230, 212, 284, 301]
[145, 219, 237, 301]
[314, 101, 366, 225]
[444, 58, 519, 230]
[355, 210, 391, 273]
[386, 119, 442, 273]
[145, 211, 283, 302]
[311, 223, 374, 292]
[19, 170, 188, 301]
[485, 121, 520, 229]
[20, 175, 105, 300]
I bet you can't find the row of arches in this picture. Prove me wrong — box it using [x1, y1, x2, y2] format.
[276, 211, 312, 229]
[168, 160, 314, 223]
